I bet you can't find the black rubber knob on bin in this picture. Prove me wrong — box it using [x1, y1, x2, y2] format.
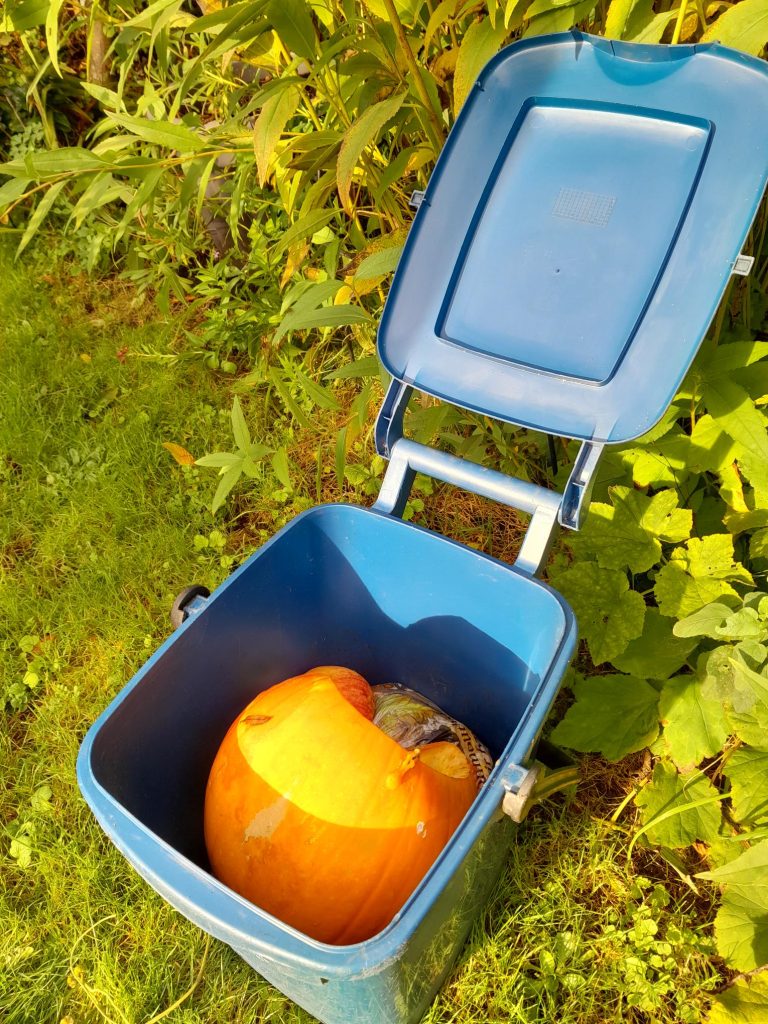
[170, 585, 211, 629]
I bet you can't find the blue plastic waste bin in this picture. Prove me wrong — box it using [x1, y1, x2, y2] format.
[78, 31, 768, 1024]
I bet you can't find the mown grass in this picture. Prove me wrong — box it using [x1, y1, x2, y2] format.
[1, 249, 722, 1023]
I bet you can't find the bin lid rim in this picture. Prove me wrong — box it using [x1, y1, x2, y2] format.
[376, 31, 768, 443]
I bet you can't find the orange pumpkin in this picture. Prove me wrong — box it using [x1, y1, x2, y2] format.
[204, 666, 477, 944]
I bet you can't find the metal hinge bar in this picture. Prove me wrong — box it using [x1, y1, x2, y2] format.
[409, 190, 426, 210]
[372, 380, 603, 576]
[373, 437, 562, 575]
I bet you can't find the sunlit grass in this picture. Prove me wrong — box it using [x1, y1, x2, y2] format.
[1, 249, 721, 1023]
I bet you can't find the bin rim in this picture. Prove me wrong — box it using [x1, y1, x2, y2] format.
[77, 501, 576, 969]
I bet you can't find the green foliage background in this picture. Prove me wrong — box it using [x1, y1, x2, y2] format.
[3, 0, 768, 1019]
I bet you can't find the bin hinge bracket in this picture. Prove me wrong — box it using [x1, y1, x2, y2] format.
[559, 440, 604, 531]
[372, 381, 603, 575]
[501, 763, 542, 824]
[409, 190, 426, 210]
[732, 253, 755, 276]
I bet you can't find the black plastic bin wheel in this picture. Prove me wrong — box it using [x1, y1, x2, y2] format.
[170, 585, 211, 629]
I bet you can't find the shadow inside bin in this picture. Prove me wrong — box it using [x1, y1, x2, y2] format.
[89, 509, 552, 874]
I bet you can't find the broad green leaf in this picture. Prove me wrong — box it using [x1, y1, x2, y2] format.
[704, 340, 768, 377]
[454, 18, 507, 112]
[701, 644, 765, 713]
[708, 972, 768, 1024]
[337, 92, 407, 213]
[702, 0, 768, 56]
[271, 448, 292, 490]
[674, 601, 737, 639]
[705, 377, 768, 467]
[107, 112, 204, 153]
[45, 0, 65, 76]
[524, 0, 594, 36]
[636, 761, 722, 848]
[231, 396, 251, 451]
[575, 487, 691, 573]
[354, 245, 403, 280]
[627, 7, 677, 41]
[612, 608, 696, 680]
[267, 0, 316, 57]
[658, 675, 729, 770]
[725, 747, 768, 826]
[726, 660, 768, 748]
[688, 414, 739, 474]
[716, 607, 768, 642]
[633, 433, 692, 489]
[751, 528, 768, 560]
[699, 840, 768, 970]
[550, 562, 645, 665]
[550, 674, 659, 761]
[725, 504, 768, 536]
[655, 566, 739, 619]
[655, 536, 753, 619]
[605, 0, 652, 38]
[253, 84, 300, 186]
[735, 445, 768, 495]
[273, 304, 373, 342]
[16, 180, 65, 258]
[273, 209, 337, 257]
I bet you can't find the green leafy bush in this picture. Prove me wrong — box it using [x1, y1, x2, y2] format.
[548, 265, 768, 980]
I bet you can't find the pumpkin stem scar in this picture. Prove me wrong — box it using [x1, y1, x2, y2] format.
[385, 749, 421, 790]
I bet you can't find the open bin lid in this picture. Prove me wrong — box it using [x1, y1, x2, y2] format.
[377, 32, 768, 444]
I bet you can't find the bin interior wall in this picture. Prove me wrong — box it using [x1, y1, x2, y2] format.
[89, 506, 567, 869]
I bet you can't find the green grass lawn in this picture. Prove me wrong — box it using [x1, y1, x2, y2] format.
[1, 249, 722, 1023]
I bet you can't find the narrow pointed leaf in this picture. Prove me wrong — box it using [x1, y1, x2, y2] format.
[253, 83, 300, 186]
[337, 92, 407, 213]
[231, 397, 251, 451]
[454, 18, 507, 112]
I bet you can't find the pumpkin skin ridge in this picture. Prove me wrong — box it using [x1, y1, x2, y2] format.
[205, 668, 478, 944]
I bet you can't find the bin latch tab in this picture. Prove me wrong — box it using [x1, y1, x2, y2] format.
[732, 253, 755, 277]
[501, 763, 541, 823]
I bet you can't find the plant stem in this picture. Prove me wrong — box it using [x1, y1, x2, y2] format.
[670, 0, 689, 46]
[380, 0, 444, 153]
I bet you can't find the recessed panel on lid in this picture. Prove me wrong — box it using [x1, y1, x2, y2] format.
[440, 101, 711, 383]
